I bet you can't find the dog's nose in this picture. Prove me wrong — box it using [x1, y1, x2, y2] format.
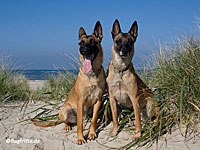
[122, 49, 127, 53]
[122, 48, 127, 53]
[81, 47, 91, 54]
[82, 48, 88, 53]
[119, 48, 129, 56]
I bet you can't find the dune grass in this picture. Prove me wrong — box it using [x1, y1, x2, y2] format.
[151, 37, 200, 123]
[0, 57, 30, 103]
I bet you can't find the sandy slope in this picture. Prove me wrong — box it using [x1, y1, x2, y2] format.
[0, 101, 200, 150]
[0, 81, 199, 150]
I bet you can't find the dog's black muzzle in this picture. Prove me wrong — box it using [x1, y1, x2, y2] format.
[118, 47, 131, 57]
[80, 46, 93, 55]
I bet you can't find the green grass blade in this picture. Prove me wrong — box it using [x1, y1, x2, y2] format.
[180, 82, 184, 128]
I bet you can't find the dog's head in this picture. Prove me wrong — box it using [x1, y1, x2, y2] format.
[111, 19, 138, 59]
[78, 21, 103, 74]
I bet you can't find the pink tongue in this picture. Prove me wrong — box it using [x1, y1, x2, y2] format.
[83, 58, 92, 74]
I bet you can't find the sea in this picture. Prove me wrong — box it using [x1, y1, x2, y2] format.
[14, 70, 78, 80]
[13, 68, 145, 80]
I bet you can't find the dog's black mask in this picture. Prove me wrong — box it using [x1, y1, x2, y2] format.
[115, 33, 134, 57]
[112, 19, 138, 57]
[79, 36, 99, 62]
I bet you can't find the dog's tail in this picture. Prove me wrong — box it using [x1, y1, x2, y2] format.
[141, 87, 160, 118]
[31, 119, 63, 127]
[146, 97, 160, 117]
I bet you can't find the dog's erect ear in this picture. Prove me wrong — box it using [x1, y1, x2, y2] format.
[111, 19, 121, 39]
[93, 21, 103, 42]
[79, 27, 87, 39]
[129, 21, 138, 39]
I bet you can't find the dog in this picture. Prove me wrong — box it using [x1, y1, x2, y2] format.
[106, 19, 160, 139]
[32, 21, 106, 145]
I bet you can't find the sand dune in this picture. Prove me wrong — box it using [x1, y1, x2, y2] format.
[1, 101, 200, 150]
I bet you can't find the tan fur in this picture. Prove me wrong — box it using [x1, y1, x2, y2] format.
[32, 120, 62, 127]
[32, 21, 106, 145]
[107, 20, 160, 139]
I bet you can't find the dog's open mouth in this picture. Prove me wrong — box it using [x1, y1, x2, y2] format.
[83, 54, 94, 74]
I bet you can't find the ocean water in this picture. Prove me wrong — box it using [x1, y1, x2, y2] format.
[14, 70, 78, 80]
[13, 69, 145, 80]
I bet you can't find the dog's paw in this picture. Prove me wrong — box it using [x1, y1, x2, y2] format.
[88, 131, 97, 140]
[110, 128, 118, 137]
[132, 132, 141, 140]
[63, 124, 71, 131]
[77, 137, 87, 145]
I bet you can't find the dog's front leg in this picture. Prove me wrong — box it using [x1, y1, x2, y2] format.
[88, 99, 102, 140]
[129, 93, 142, 139]
[77, 98, 86, 145]
[109, 93, 118, 136]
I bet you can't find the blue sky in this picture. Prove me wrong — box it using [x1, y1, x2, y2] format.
[0, 0, 200, 69]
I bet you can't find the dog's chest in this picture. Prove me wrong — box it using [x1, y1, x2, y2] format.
[87, 85, 102, 104]
[83, 79, 103, 107]
[107, 72, 135, 107]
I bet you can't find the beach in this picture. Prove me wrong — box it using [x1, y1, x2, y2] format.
[0, 80, 199, 150]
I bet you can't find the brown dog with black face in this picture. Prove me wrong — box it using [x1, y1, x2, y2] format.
[32, 21, 106, 145]
[106, 19, 160, 139]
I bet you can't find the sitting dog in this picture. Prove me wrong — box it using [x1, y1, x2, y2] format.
[32, 21, 106, 145]
[106, 19, 160, 139]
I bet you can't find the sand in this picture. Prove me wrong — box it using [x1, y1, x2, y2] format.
[0, 80, 199, 150]
[28, 80, 46, 91]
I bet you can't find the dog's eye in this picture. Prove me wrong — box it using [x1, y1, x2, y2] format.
[116, 39, 121, 45]
[90, 39, 94, 45]
[126, 39, 133, 45]
[79, 40, 84, 46]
